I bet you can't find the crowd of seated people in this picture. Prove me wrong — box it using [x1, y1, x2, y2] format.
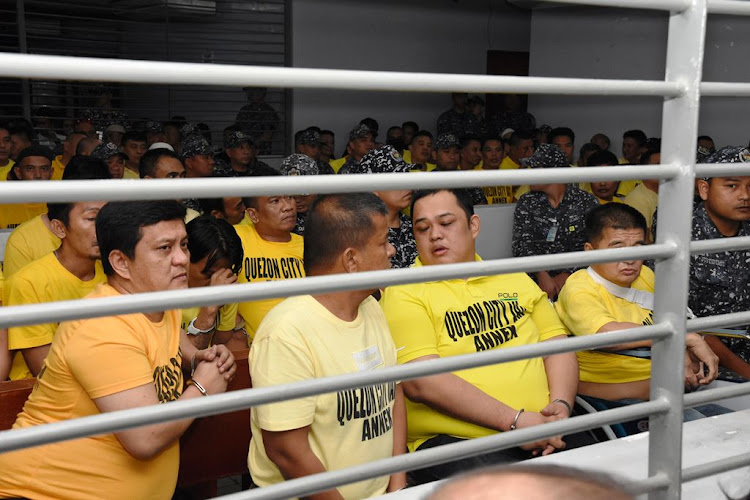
[0, 90, 748, 499]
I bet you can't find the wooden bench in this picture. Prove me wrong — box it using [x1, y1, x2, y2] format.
[0, 350, 252, 499]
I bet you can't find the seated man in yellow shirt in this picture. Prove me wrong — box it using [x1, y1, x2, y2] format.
[0, 146, 54, 229]
[555, 203, 725, 433]
[236, 166, 305, 341]
[0, 121, 13, 180]
[4, 199, 108, 379]
[481, 137, 513, 204]
[249, 193, 406, 499]
[0, 200, 236, 500]
[381, 188, 581, 484]
[404, 130, 435, 171]
[3, 155, 111, 277]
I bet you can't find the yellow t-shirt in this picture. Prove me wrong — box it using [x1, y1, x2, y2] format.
[329, 156, 347, 174]
[51, 155, 65, 181]
[249, 295, 396, 499]
[181, 302, 238, 333]
[235, 224, 305, 340]
[123, 167, 140, 179]
[483, 185, 514, 204]
[398, 150, 436, 171]
[624, 184, 658, 235]
[3, 215, 61, 277]
[380, 256, 566, 451]
[555, 268, 654, 384]
[617, 179, 640, 196]
[0, 284, 183, 500]
[0, 159, 15, 181]
[5, 252, 106, 380]
[0, 202, 48, 230]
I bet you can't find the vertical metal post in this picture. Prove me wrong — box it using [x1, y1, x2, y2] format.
[284, 0, 293, 156]
[16, 0, 31, 121]
[650, 0, 706, 498]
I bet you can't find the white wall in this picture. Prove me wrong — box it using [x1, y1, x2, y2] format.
[527, 7, 750, 157]
[291, 0, 531, 154]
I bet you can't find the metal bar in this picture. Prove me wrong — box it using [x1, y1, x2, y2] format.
[215, 401, 670, 500]
[694, 162, 750, 177]
[684, 381, 750, 407]
[648, 0, 707, 497]
[16, 0, 31, 122]
[687, 311, 750, 331]
[625, 474, 671, 496]
[0, 244, 676, 329]
[541, 0, 689, 11]
[690, 236, 750, 254]
[0, 326, 672, 454]
[700, 82, 750, 96]
[682, 453, 750, 484]
[0, 165, 679, 204]
[706, 0, 750, 15]
[0, 53, 685, 96]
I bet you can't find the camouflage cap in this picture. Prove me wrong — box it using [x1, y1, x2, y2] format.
[706, 145, 750, 164]
[433, 133, 460, 150]
[179, 122, 200, 141]
[91, 142, 128, 161]
[144, 120, 163, 133]
[182, 134, 212, 158]
[280, 153, 319, 176]
[520, 143, 568, 168]
[224, 130, 254, 149]
[348, 123, 373, 142]
[297, 129, 320, 145]
[348, 145, 412, 175]
[696, 145, 712, 164]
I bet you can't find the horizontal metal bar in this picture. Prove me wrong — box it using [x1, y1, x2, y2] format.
[624, 473, 671, 496]
[0, 325, 671, 455]
[690, 236, 750, 254]
[687, 311, 750, 332]
[706, 0, 750, 15]
[684, 381, 750, 407]
[682, 453, 750, 483]
[216, 400, 670, 500]
[700, 82, 750, 96]
[0, 165, 679, 204]
[694, 162, 750, 177]
[0, 53, 685, 96]
[0, 244, 676, 329]
[541, 0, 689, 11]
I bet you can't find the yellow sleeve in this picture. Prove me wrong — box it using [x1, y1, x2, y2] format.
[249, 333, 316, 431]
[529, 293, 567, 341]
[1, 233, 31, 277]
[65, 318, 157, 400]
[556, 288, 617, 337]
[6, 275, 57, 350]
[217, 302, 238, 331]
[381, 286, 438, 364]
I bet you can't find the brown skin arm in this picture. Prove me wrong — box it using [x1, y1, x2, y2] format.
[387, 384, 407, 492]
[704, 335, 750, 379]
[262, 426, 345, 500]
[0, 329, 11, 380]
[21, 344, 50, 377]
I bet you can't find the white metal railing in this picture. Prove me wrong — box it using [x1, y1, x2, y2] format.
[1, 0, 750, 498]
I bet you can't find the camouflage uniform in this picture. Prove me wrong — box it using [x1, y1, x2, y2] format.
[337, 156, 360, 175]
[436, 109, 470, 137]
[280, 153, 320, 237]
[689, 203, 750, 378]
[511, 144, 599, 277]
[212, 131, 270, 177]
[235, 101, 279, 155]
[389, 213, 418, 269]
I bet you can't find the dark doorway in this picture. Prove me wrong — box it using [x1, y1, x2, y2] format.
[486, 50, 530, 119]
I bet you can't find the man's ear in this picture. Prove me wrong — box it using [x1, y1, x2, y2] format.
[584, 242, 594, 251]
[210, 209, 225, 220]
[469, 213, 481, 241]
[12, 165, 20, 180]
[49, 219, 67, 240]
[341, 247, 358, 273]
[247, 207, 259, 224]
[108, 250, 132, 281]
[696, 179, 710, 201]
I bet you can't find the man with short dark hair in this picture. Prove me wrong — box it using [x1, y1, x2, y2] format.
[76, 136, 102, 156]
[500, 129, 535, 171]
[295, 128, 334, 175]
[0, 122, 13, 181]
[481, 137, 513, 205]
[0, 200, 237, 500]
[199, 197, 247, 226]
[121, 130, 147, 179]
[319, 129, 335, 163]
[402, 121, 419, 147]
[512, 144, 599, 299]
[236, 168, 305, 340]
[585, 149, 627, 204]
[458, 134, 482, 171]
[405, 130, 434, 170]
[9, 123, 33, 162]
[437, 92, 469, 136]
[249, 193, 406, 498]
[386, 125, 404, 151]
[213, 130, 269, 177]
[139, 148, 185, 179]
[590, 133, 611, 151]
[621, 129, 648, 165]
[549, 127, 576, 165]
[690, 146, 750, 381]
[382, 188, 578, 484]
[91, 142, 128, 179]
[338, 124, 375, 175]
[0, 146, 54, 229]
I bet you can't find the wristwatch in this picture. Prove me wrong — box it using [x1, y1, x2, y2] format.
[186, 318, 214, 336]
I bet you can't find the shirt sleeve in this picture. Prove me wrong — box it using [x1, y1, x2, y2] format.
[529, 289, 568, 341]
[66, 318, 157, 400]
[380, 285, 438, 364]
[217, 302, 239, 331]
[6, 275, 57, 350]
[250, 328, 317, 431]
[557, 287, 617, 337]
